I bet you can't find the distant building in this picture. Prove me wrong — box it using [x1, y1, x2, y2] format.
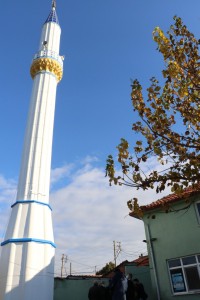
[124, 255, 153, 299]
[130, 187, 200, 299]
[102, 256, 149, 278]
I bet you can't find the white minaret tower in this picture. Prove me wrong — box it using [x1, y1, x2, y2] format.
[0, 1, 63, 299]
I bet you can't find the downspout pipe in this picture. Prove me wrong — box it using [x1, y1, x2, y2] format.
[146, 224, 161, 300]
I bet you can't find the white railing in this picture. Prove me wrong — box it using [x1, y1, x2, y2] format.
[33, 50, 63, 68]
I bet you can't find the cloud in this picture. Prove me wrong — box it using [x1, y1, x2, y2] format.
[0, 156, 171, 276]
[50, 157, 171, 275]
[0, 175, 17, 242]
[50, 163, 74, 186]
[80, 155, 99, 165]
[0, 175, 17, 201]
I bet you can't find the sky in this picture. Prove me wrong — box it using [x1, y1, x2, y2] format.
[0, 0, 200, 276]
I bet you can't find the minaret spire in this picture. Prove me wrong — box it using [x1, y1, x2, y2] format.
[52, 0, 56, 9]
[0, 2, 63, 300]
[45, 0, 59, 24]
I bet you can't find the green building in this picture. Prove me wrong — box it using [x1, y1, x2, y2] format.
[124, 257, 153, 299]
[54, 276, 109, 300]
[53, 257, 153, 299]
[130, 187, 200, 299]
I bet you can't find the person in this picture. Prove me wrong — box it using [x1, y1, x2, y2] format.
[133, 278, 148, 300]
[88, 281, 102, 300]
[109, 268, 128, 300]
[105, 279, 113, 300]
[126, 273, 136, 300]
[99, 281, 107, 300]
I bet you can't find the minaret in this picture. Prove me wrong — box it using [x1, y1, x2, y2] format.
[0, 1, 63, 299]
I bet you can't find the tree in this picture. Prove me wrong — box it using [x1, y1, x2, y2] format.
[96, 261, 115, 275]
[106, 16, 200, 213]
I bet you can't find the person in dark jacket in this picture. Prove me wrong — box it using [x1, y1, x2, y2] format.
[88, 281, 102, 300]
[126, 273, 136, 300]
[133, 279, 148, 300]
[99, 281, 107, 300]
[109, 268, 128, 300]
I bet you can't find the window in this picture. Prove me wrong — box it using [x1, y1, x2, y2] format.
[196, 202, 200, 223]
[168, 255, 200, 295]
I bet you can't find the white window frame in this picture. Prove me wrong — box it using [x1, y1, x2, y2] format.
[168, 255, 200, 295]
[195, 201, 200, 224]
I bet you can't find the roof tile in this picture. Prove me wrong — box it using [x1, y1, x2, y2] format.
[140, 185, 200, 212]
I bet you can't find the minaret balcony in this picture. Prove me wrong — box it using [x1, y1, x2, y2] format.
[30, 50, 63, 82]
[33, 50, 63, 69]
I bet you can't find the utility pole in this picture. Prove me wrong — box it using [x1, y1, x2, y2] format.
[70, 262, 72, 275]
[61, 254, 68, 278]
[113, 241, 121, 267]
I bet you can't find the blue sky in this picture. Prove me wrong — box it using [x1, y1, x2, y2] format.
[0, 0, 200, 275]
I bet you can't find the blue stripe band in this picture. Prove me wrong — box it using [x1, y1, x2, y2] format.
[11, 200, 52, 211]
[1, 238, 56, 248]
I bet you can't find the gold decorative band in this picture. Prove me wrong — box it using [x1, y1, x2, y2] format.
[30, 57, 63, 82]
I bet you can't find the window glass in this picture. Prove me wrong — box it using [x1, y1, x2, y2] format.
[168, 255, 200, 295]
[196, 203, 200, 217]
[168, 259, 181, 268]
[184, 266, 200, 290]
[182, 256, 196, 265]
[170, 269, 186, 293]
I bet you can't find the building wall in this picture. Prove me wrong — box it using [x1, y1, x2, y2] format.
[143, 196, 200, 300]
[53, 266, 153, 300]
[125, 264, 153, 299]
[54, 277, 109, 300]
